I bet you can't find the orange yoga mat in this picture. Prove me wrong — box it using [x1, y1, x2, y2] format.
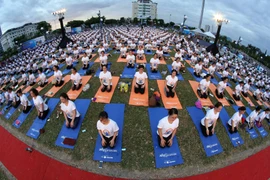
[189, 80, 213, 106]
[208, 84, 230, 106]
[128, 79, 149, 107]
[94, 76, 119, 104]
[226, 86, 244, 107]
[136, 55, 147, 64]
[45, 75, 71, 97]
[36, 76, 54, 92]
[157, 80, 182, 109]
[248, 91, 262, 106]
[23, 84, 36, 94]
[117, 54, 128, 63]
[67, 76, 91, 100]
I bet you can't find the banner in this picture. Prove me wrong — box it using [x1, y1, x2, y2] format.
[65, 27, 71, 33]
[71, 27, 82, 34]
[21, 36, 45, 50]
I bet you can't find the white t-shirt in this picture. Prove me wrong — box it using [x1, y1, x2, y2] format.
[201, 109, 219, 127]
[82, 56, 89, 65]
[33, 95, 48, 112]
[29, 74, 36, 83]
[150, 58, 160, 68]
[246, 110, 259, 123]
[20, 94, 31, 107]
[9, 91, 19, 102]
[126, 55, 135, 64]
[60, 100, 80, 119]
[66, 57, 73, 66]
[166, 75, 178, 87]
[0, 93, 4, 103]
[39, 73, 47, 83]
[228, 112, 242, 127]
[157, 116, 179, 138]
[243, 84, 250, 93]
[51, 60, 58, 66]
[235, 85, 242, 96]
[137, 49, 144, 55]
[135, 72, 148, 85]
[100, 55, 108, 65]
[208, 65, 216, 74]
[255, 111, 267, 122]
[71, 72, 82, 85]
[54, 70, 62, 81]
[172, 61, 182, 71]
[217, 81, 227, 93]
[97, 119, 119, 138]
[99, 71, 112, 86]
[199, 79, 210, 93]
[194, 64, 202, 73]
[222, 70, 229, 78]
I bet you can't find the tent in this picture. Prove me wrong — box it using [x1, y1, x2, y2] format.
[191, 28, 204, 35]
[203, 32, 216, 39]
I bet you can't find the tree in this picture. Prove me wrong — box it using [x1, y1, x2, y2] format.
[37, 21, 52, 32]
[66, 20, 84, 28]
[120, 17, 125, 24]
[157, 19, 164, 26]
[105, 19, 118, 25]
[133, 17, 138, 25]
[169, 22, 175, 27]
[85, 17, 100, 27]
[13, 35, 27, 44]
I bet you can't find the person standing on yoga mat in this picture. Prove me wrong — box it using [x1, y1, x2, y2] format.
[8, 87, 20, 108]
[70, 67, 82, 91]
[99, 51, 108, 70]
[81, 53, 90, 70]
[246, 106, 262, 129]
[254, 108, 270, 128]
[194, 60, 203, 77]
[233, 81, 244, 101]
[37, 68, 48, 87]
[134, 65, 148, 94]
[16, 89, 32, 114]
[53, 65, 64, 87]
[97, 111, 119, 148]
[30, 88, 49, 120]
[157, 108, 179, 147]
[150, 53, 160, 73]
[165, 70, 178, 98]
[99, 65, 112, 93]
[197, 74, 211, 99]
[126, 50, 136, 68]
[228, 106, 246, 134]
[60, 93, 81, 129]
[201, 102, 223, 137]
[216, 77, 228, 99]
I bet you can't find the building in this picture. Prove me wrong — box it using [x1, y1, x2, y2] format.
[0, 26, 3, 53]
[132, 0, 157, 20]
[205, 25, 210, 32]
[0, 23, 38, 51]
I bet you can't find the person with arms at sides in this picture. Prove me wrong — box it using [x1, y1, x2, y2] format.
[53, 65, 64, 87]
[242, 80, 252, 98]
[253, 88, 263, 101]
[21, 71, 28, 85]
[201, 102, 223, 137]
[99, 51, 108, 71]
[172, 57, 185, 74]
[246, 106, 262, 129]
[254, 108, 270, 128]
[262, 89, 270, 102]
[150, 53, 160, 73]
[134, 65, 148, 94]
[130, 40, 136, 52]
[10, 76, 18, 87]
[50, 57, 59, 69]
[8, 87, 20, 108]
[85, 46, 93, 59]
[175, 49, 183, 61]
[126, 50, 136, 68]
[30, 88, 49, 120]
[70, 67, 82, 91]
[120, 44, 127, 59]
[197, 74, 211, 99]
[165, 70, 178, 98]
[60, 51, 66, 63]
[157, 108, 179, 147]
[136, 46, 145, 60]
[81, 52, 90, 70]
[156, 46, 163, 60]
[145, 41, 152, 52]
[99, 65, 112, 93]
[37, 68, 48, 87]
[16, 89, 32, 114]
[65, 54, 73, 69]
[216, 77, 228, 99]
[28, 70, 36, 86]
[115, 41, 122, 52]
[233, 81, 244, 101]
[228, 106, 246, 133]
[208, 63, 216, 79]
[98, 44, 106, 56]
[162, 44, 169, 55]
[60, 93, 81, 129]
[231, 69, 239, 83]
[221, 68, 229, 80]
[194, 60, 203, 77]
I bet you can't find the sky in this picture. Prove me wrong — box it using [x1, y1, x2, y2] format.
[0, 0, 269, 53]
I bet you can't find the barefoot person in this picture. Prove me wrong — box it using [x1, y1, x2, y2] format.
[30, 88, 49, 120]
[99, 65, 112, 92]
[70, 67, 82, 91]
[246, 106, 262, 129]
[165, 70, 178, 98]
[197, 74, 211, 99]
[228, 106, 246, 133]
[216, 77, 228, 99]
[53, 65, 64, 87]
[134, 65, 148, 94]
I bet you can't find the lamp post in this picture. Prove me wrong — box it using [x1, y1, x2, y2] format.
[181, 15, 188, 32]
[52, 8, 72, 48]
[206, 13, 229, 55]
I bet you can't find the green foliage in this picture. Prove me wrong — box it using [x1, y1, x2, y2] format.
[66, 20, 84, 28]
[37, 21, 52, 32]
[133, 17, 139, 24]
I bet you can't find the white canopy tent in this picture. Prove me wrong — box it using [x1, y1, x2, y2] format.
[203, 31, 216, 39]
[191, 28, 204, 35]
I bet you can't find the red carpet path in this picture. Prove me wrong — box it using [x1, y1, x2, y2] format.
[0, 125, 269, 180]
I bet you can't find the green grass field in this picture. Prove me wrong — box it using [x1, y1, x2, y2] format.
[0, 47, 269, 172]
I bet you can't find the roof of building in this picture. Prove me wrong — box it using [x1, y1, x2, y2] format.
[4, 22, 39, 34]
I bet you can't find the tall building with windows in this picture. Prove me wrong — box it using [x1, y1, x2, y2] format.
[0, 26, 3, 53]
[132, 0, 157, 20]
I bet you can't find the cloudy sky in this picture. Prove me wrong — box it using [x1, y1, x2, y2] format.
[0, 0, 269, 52]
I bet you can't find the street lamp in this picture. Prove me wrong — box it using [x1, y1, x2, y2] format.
[52, 8, 72, 48]
[181, 15, 188, 32]
[206, 13, 229, 55]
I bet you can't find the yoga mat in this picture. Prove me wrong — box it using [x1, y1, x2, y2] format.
[62, 62, 78, 75]
[12, 100, 34, 128]
[55, 99, 91, 149]
[145, 50, 153, 55]
[208, 84, 230, 106]
[189, 80, 213, 106]
[157, 80, 182, 110]
[36, 76, 54, 92]
[187, 67, 202, 82]
[4, 106, 18, 120]
[167, 65, 184, 81]
[186, 106, 223, 157]
[45, 75, 71, 97]
[116, 55, 128, 63]
[120, 66, 136, 79]
[145, 64, 162, 80]
[93, 103, 125, 162]
[78, 62, 94, 76]
[94, 64, 111, 77]
[148, 107, 184, 168]
[67, 76, 91, 100]
[225, 86, 244, 107]
[219, 108, 244, 147]
[136, 55, 147, 64]
[128, 79, 149, 107]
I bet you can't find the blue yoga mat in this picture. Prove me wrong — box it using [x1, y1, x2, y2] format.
[146, 64, 162, 80]
[120, 65, 136, 79]
[4, 106, 17, 120]
[232, 105, 258, 139]
[167, 65, 184, 81]
[113, 51, 120, 54]
[186, 106, 223, 157]
[26, 98, 60, 139]
[163, 53, 170, 57]
[148, 108, 184, 168]
[62, 62, 78, 75]
[211, 77, 219, 85]
[94, 64, 111, 77]
[93, 103, 125, 163]
[55, 99, 91, 149]
[12, 101, 34, 128]
[78, 62, 94, 76]
[215, 72, 232, 87]
[246, 107, 268, 138]
[145, 50, 153, 55]
[219, 108, 244, 147]
[0, 105, 10, 115]
[187, 67, 202, 82]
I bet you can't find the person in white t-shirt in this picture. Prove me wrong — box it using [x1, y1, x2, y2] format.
[157, 108, 179, 147]
[216, 77, 228, 99]
[66, 55, 73, 69]
[136, 46, 144, 60]
[201, 102, 223, 137]
[70, 67, 82, 91]
[53, 65, 64, 87]
[99, 51, 108, 70]
[208, 63, 216, 78]
[60, 93, 81, 129]
[16, 89, 32, 114]
[242, 80, 252, 97]
[126, 50, 136, 68]
[197, 74, 211, 99]
[246, 106, 261, 129]
[85, 46, 93, 59]
[156, 46, 164, 60]
[98, 45, 106, 56]
[231, 69, 239, 83]
[172, 57, 185, 74]
[81, 53, 90, 69]
[228, 106, 246, 133]
[37, 68, 48, 87]
[255, 108, 270, 127]
[253, 88, 262, 101]
[97, 111, 119, 148]
[28, 70, 36, 86]
[99, 65, 112, 92]
[21, 71, 28, 85]
[150, 53, 160, 73]
[165, 70, 178, 98]
[233, 81, 244, 101]
[134, 65, 148, 94]
[30, 88, 49, 120]
[120, 44, 127, 59]
[194, 60, 203, 77]
[8, 87, 20, 108]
